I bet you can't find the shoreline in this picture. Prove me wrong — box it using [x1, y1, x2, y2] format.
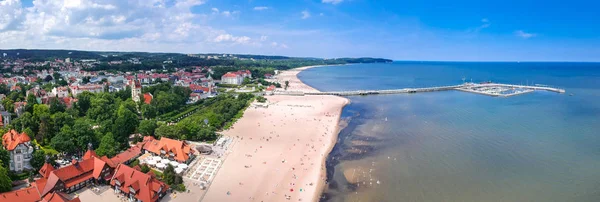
[291, 65, 351, 202]
[202, 65, 349, 202]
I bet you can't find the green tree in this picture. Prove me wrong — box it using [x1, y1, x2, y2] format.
[49, 97, 66, 114]
[30, 149, 46, 171]
[76, 91, 93, 116]
[141, 104, 157, 119]
[51, 112, 74, 134]
[34, 104, 52, 143]
[51, 126, 76, 154]
[96, 132, 117, 158]
[23, 128, 34, 139]
[256, 96, 267, 103]
[1, 98, 14, 113]
[25, 94, 37, 113]
[154, 125, 183, 139]
[112, 105, 139, 147]
[0, 164, 12, 193]
[138, 120, 157, 137]
[141, 164, 150, 173]
[0, 148, 9, 168]
[72, 119, 98, 151]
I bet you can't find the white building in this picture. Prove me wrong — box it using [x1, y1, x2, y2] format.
[51, 86, 69, 98]
[69, 84, 104, 97]
[221, 72, 243, 85]
[220, 70, 251, 85]
[130, 79, 142, 102]
[2, 130, 33, 172]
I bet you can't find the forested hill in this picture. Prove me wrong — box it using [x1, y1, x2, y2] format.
[0, 49, 392, 68]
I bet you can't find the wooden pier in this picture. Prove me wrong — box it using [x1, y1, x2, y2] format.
[273, 83, 565, 97]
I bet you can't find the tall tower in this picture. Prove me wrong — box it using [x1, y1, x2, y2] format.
[130, 76, 142, 102]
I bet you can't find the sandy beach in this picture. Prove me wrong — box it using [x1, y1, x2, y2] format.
[203, 65, 348, 202]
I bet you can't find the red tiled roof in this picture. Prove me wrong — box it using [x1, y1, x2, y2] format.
[83, 149, 98, 160]
[41, 157, 108, 196]
[143, 93, 153, 105]
[39, 163, 56, 179]
[105, 146, 142, 168]
[2, 130, 31, 151]
[42, 192, 80, 202]
[0, 186, 41, 202]
[222, 72, 238, 78]
[110, 164, 168, 202]
[142, 137, 194, 163]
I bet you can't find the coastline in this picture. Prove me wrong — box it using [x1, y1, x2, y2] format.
[203, 65, 349, 202]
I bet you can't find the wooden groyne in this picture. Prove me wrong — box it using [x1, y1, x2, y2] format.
[272, 83, 565, 97]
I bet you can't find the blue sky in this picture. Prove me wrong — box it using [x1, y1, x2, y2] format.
[1, 0, 599, 61]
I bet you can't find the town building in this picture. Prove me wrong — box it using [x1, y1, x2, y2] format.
[14, 101, 26, 117]
[2, 130, 33, 172]
[221, 72, 243, 85]
[141, 136, 195, 164]
[141, 93, 152, 105]
[109, 164, 168, 202]
[37, 156, 111, 196]
[220, 70, 252, 85]
[69, 84, 104, 97]
[130, 79, 142, 103]
[0, 111, 11, 127]
[51, 87, 69, 98]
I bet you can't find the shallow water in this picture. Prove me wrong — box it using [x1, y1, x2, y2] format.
[298, 62, 600, 202]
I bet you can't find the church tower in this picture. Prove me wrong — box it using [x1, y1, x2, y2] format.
[130, 76, 142, 103]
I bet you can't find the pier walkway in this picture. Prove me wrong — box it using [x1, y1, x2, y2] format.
[273, 83, 565, 97]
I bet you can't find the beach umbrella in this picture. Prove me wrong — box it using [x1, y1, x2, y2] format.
[175, 167, 184, 174]
[169, 161, 179, 167]
[156, 163, 166, 169]
[152, 156, 162, 161]
[161, 159, 170, 164]
[147, 160, 157, 165]
[177, 164, 188, 169]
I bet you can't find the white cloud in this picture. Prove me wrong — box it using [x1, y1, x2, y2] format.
[301, 10, 311, 19]
[253, 6, 269, 11]
[212, 7, 239, 17]
[270, 42, 288, 49]
[0, 0, 24, 31]
[214, 34, 251, 44]
[0, 0, 272, 52]
[515, 30, 536, 39]
[260, 35, 268, 41]
[322, 0, 343, 5]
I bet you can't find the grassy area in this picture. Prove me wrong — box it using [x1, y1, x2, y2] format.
[222, 98, 254, 130]
[33, 140, 59, 155]
[151, 169, 164, 179]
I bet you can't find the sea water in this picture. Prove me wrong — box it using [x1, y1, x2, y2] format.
[298, 62, 600, 202]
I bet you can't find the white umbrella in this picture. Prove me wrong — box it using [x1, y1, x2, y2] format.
[152, 156, 162, 161]
[147, 160, 157, 165]
[175, 167, 184, 174]
[169, 161, 179, 167]
[160, 159, 170, 164]
[177, 164, 188, 169]
[156, 163, 166, 169]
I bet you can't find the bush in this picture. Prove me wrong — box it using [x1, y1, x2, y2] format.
[174, 184, 186, 192]
[8, 171, 30, 181]
[216, 84, 239, 88]
[256, 96, 267, 103]
[129, 159, 140, 167]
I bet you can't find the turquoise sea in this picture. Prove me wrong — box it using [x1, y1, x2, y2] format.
[298, 62, 600, 202]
